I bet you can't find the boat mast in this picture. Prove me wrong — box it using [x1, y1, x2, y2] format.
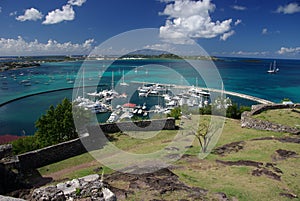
[111, 71, 114, 90]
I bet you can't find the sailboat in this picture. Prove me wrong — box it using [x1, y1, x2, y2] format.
[267, 60, 279, 74]
[120, 70, 129, 86]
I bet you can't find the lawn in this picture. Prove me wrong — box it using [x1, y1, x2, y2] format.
[253, 108, 300, 128]
[36, 115, 300, 200]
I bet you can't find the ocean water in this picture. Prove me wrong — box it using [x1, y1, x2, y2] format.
[0, 57, 299, 136]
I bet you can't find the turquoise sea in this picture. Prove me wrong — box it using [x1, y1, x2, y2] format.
[0, 57, 300, 136]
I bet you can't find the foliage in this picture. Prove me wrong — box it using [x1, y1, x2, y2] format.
[199, 104, 250, 119]
[11, 136, 40, 155]
[167, 107, 182, 120]
[12, 98, 78, 154]
[35, 98, 78, 147]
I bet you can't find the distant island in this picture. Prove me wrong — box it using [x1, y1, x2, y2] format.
[0, 55, 85, 72]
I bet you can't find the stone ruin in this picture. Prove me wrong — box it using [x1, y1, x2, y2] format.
[241, 103, 300, 134]
[31, 174, 116, 201]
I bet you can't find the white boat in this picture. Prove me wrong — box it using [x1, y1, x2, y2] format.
[107, 112, 119, 123]
[267, 60, 279, 74]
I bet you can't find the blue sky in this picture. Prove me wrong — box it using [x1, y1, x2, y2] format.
[0, 0, 299, 58]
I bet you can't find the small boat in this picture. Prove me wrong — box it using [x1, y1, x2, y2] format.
[267, 60, 279, 74]
[107, 111, 119, 123]
[120, 70, 129, 86]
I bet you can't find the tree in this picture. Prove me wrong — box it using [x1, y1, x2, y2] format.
[35, 98, 78, 147]
[168, 107, 182, 120]
[190, 123, 212, 153]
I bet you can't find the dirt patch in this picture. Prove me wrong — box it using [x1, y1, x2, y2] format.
[251, 137, 300, 144]
[279, 192, 298, 199]
[252, 168, 281, 181]
[42, 160, 101, 181]
[216, 160, 283, 181]
[104, 168, 209, 200]
[213, 141, 245, 156]
[276, 149, 298, 158]
[272, 149, 298, 161]
[216, 159, 263, 168]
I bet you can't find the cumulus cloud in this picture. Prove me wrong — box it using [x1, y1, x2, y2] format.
[276, 2, 300, 14]
[159, 0, 234, 44]
[68, 0, 87, 7]
[43, 5, 75, 25]
[0, 36, 94, 56]
[262, 28, 268, 35]
[16, 8, 43, 22]
[277, 47, 300, 55]
[231, 5, 247, 11]
[220, 30, 235, 41]
[234, 19, 242, 26]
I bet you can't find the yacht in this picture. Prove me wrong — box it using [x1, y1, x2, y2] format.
[267, 60, 279, 74]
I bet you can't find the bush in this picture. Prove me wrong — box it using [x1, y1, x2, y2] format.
[12, 98, 78, 154]
[11, 136, 40, 155]
[168, 107, 182, 120]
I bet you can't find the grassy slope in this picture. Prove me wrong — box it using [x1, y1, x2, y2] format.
[253, 108, 300, 128]
[37, 116, 300, 201]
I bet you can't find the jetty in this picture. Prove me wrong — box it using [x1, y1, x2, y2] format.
[131, 81, 274, 105]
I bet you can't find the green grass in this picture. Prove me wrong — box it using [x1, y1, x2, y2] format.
[38, 152, 95, 175]
[254, 109, 300, 128]
[36, 115, 300, 201]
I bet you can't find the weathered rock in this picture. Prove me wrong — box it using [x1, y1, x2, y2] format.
[56, 179, 80, 196]
[102, 187, 117, 201]
[31, 174, 115, 201]
[31, 186, 65, 201]
[0, 195, 26, 201]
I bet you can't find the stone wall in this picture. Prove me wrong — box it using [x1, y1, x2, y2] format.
[16, 118, 176, 171]
[241, 104, 300, 134]
[98, 117, 176, 133]
[17, 138, 87, 171]
[0, 144, 13, 160]
[250, 103, 300, 115]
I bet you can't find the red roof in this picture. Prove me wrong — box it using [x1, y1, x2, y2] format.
[0, 134, 21, 144]
[123, 103, 136, 108]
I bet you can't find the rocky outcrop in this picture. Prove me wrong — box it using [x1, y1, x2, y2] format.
[31, 174, 116, 201]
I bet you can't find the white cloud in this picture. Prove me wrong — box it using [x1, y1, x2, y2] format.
[0, 7, 2, 13]
[277, 47, 300, 55]
[234, 19, 242, 26]
[16, 8, 43, 22]
[276, 2, 300, 14]
[220, 30, 235, 41]
[159, 0, 234, 44]
[43, 4, 75, 24]
[230, 51, 269, 56]
[231, 5, 247, 11]
[262, 28, 268, 35]
[0, 36, 94, 56]
[68, 0, 87, 7]
[10, 11, 18, 16]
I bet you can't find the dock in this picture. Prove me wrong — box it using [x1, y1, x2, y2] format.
[131, 81, 274, 105]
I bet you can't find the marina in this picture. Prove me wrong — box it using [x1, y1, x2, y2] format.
[0, 57, 299, 136]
